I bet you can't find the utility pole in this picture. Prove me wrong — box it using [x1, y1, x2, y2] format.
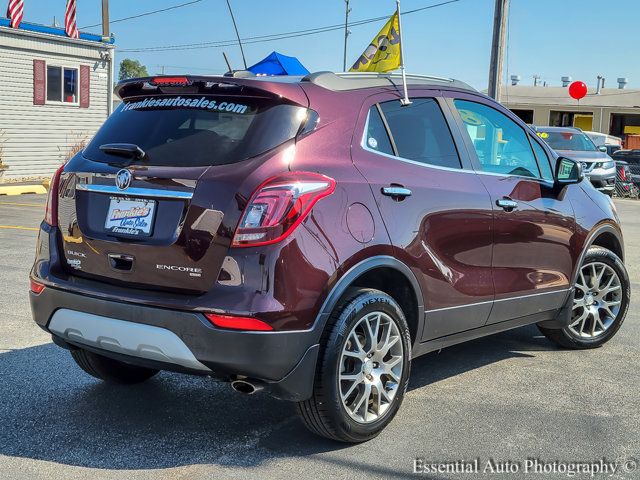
[102, 0, 113, 116]
[101, 0, 110, 41]
[343, 0, 351, 71]
[487, 0, 510, 101]
[226, 0, 247, 70]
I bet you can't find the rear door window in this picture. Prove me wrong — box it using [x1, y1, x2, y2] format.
[84, 95, 307, 167]
[364, 106, 394, 155]
[379, 98, 461, 169]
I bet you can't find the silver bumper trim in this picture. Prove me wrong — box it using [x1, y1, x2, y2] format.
[49, 309, 210, 372]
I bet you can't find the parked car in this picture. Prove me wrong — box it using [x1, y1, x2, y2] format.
[612, 149, 640, 176]
[612, 149, 640, 194]
[585, 131, 623, 157]
[30, 72, 630, 442]
[613, 160, 639, 199]
[534, 126, 616, 196]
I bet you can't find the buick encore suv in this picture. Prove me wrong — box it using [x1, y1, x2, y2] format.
[30, 72, 630, 442]
[534, 126, 617, 196]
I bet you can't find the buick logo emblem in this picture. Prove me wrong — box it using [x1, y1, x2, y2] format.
[115, 169, 132, 190]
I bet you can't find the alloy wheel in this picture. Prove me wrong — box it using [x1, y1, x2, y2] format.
[339, 311, 404, 424]
[569, 261, 622, 338]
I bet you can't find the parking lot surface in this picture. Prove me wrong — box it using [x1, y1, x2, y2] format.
[0, 195, 638, 479]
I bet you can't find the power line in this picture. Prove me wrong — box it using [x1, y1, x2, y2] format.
[120, 0, 459, 53]
[119, 0, 460, 53]
[80, 0, 204, 30]
[155, 64, 222, 71]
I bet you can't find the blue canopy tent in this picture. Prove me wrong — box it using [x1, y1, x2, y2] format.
[247, 51, 309, 76]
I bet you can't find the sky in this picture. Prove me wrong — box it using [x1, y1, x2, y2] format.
[11, 0, 640, 90]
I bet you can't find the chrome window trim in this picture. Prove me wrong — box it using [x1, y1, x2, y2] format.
[76, 184, 193, 199]
[361, 109, 556, 187]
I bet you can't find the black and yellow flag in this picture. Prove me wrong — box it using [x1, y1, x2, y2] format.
[350, 11, 401, 73]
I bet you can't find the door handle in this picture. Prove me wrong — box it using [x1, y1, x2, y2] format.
[382, 186, 412, 200]
[496, 198, 518, 212]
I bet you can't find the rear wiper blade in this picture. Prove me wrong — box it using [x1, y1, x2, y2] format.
[99, 143, 146, 160]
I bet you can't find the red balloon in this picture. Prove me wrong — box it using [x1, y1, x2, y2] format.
[569, 81, 588, 100]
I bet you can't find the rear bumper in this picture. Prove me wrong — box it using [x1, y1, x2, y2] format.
[30, 286, 320, 401]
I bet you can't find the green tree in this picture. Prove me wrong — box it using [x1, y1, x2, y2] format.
[118, 59, 149, 81]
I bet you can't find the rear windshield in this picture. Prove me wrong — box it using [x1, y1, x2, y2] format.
[537, 130, 597, 152]
[84, 95, 307, 166]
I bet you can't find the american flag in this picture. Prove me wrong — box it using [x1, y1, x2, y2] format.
[64, 0, 79, 39]
[6, 0, 24, 29]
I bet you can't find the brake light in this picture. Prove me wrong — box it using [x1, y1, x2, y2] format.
[204, 313, 273, 331]
[44, 164, 65, 227]
[30, 279, 45, 295]
[232, 172, 336, 247]
[151, 76, 190, 86]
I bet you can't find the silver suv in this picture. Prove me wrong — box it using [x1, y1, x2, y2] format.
[535, 126, 616, 196]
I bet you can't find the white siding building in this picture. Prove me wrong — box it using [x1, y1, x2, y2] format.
[0, 19, 115, 181]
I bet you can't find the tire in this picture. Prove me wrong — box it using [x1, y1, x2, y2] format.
[296, 288, 412, 443]
[538, 247, 630, 349]
[70, 348, 159, 384]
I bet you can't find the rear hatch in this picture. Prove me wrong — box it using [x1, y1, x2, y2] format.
[57, 76, 309, 293]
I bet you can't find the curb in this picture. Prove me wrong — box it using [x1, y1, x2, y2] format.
[0, 185, 47, 196]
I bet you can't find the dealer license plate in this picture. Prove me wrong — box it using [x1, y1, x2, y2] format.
[104, 197, 156, 237]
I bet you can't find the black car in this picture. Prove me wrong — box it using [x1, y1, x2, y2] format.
[612, 149, 640, 176]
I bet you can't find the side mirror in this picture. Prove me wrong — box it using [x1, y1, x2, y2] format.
[556, 157, 584, 185]
[598, 145, 608, 153]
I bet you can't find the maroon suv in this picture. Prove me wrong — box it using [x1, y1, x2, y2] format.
[30, 72, 630, 442]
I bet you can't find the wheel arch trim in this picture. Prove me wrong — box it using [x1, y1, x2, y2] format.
[313, 255, 425, 347]
[573, 223, 625, 285]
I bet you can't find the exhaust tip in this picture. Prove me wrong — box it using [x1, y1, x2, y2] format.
[231, 379, 263, 395]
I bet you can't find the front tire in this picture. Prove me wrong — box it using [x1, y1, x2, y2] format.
[297, 288, 412, 443]
[71, 348, 159, 384]
[538, 247, 630, 349]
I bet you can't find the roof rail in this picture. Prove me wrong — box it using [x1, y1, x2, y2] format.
[301, 71, 476, 92]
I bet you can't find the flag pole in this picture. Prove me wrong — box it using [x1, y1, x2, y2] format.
[396, 0, 411, 105]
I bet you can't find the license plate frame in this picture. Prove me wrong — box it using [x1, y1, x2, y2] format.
[104, 196, 156, 237]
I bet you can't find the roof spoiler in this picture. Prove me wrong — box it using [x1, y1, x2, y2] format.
[114, 74, 309, 107]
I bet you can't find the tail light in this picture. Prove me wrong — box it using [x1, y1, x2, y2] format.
[30, 278, 45, 295]
[204, 313, 273, 331]
[232, 172, 336, 247]
[44, 164, 65, 227]
[620, 167, 627, 181]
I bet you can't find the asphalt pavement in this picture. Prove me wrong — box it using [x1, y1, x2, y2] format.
[0, 195, 638, 480]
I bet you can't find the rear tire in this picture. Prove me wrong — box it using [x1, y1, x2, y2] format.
[538, 247, 630, 349]
[71, 348, 159, 384]
[297, 288, 412, 443]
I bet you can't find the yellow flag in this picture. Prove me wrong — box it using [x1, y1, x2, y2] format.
[350, 12, 401, 73]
